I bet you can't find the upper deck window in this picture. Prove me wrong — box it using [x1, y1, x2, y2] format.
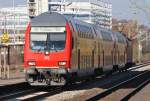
[115, 32, 126, 44]
[75, 23, 94, 39]
[101, 30, 112, 41]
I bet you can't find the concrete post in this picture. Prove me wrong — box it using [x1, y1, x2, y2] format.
[138, 41, 142, 63]
[7, 65, 10, 79]
[3, 47, 6, 79]
[7, 46, 10, 79]
[0, 47, 1, 79]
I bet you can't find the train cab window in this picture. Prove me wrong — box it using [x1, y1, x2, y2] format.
[115, 32, 126, 43]
[101, 30, 112, 41]
[30, 27, 66, 52]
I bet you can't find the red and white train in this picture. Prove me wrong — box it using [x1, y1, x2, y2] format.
[24, 12, 133, 86]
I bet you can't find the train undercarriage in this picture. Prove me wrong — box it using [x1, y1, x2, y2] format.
[25, 63, 133, 86]
[25, 68, 70, 86]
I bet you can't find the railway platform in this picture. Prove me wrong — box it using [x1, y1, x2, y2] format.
[0, 70, 25, 86]
[0, 44, 25, 87]
[129, 81, 150, 101]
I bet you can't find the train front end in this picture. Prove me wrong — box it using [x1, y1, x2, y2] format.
[24, 12, 72, 86]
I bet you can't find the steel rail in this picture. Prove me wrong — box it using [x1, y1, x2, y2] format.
[0, 88, 37, 100]
[19, 87, 62, 101]
[86, 70, 150, 101]
[121, 78, 150, 101]
[0, 62, 150, 101]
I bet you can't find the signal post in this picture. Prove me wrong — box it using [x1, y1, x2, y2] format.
[0, 32, 10, 79]
[0, 47, 1, 79]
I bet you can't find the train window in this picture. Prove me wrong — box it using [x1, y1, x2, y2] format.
[78, 32, 81, 37]
[86, 34, 88, 38]
[82, 33, 84, 38]
[83, 33, 85, 38]
[92, 34, 94, 39]
[87, 34, 89, 38]
[29, 0, 34, 2]
[72, 37, 74, 49]
[84, 34, 86, 38]
[89, 34, 91, 38]
[116, 32, 126, 43]
[75, 23, 94, 39]
[30, 27, 66, 52]
[101, 30, 112, 41]
[80, 33, 82, 37]
[90, 34, 92, 39]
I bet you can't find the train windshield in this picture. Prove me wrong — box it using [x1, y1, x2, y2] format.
[30, 27, 66, 52]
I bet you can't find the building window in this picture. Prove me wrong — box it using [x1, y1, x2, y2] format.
[29, 0, 35, 2]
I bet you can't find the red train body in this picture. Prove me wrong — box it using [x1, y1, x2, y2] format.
[24, 12, 133, 86]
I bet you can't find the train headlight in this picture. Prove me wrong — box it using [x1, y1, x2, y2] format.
[58, 61, 66, 66]
[28, 61, 36, 66]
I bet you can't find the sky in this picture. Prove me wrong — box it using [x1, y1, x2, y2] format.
[0, 0, 26, 7]
[110, 0, 150, 26]
[0, 0, 150, 26]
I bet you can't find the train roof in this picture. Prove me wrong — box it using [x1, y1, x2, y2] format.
[30, 12, 128, 44]
[31, 12, 67, 27]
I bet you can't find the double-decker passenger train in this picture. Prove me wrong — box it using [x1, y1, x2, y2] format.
[24, 12, 134, 86]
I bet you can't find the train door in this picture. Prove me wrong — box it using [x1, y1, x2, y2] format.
[98, 42, 100, 68]
[93, 40, 97, 68]
[114, 42, 117, 66]
[92, 49, 94, 68]
[78, 49, 80, 70]
[116, 43, 119, 66]
[124, 45, 127, 64]
[112, 42, 115, 66]
[103, 50, 105, 68]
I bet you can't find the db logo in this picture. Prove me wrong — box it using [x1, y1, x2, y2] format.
[44, 56, 50, 60]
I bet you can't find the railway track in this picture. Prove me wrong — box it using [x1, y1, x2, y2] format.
[0, 62, 149, 101]
[0, 82, 28, 95]
[121, 77, 150, 101]
[129, 61, 150, 71]
[0, 86, 63, 101]
[10, 87, 62, 101]
[86, 65, 150, 101]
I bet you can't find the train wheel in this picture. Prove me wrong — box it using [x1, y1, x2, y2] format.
[60, 76, 67, 86]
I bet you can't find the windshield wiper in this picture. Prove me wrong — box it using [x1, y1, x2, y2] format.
[37, 49, 42, 52]
[50, 48, 58, 52]
[37, 47, 44, 52]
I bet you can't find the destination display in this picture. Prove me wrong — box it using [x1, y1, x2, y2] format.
[31, 27, 66, 33]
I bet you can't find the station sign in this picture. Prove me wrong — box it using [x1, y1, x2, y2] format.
[1, 32, 9, 43]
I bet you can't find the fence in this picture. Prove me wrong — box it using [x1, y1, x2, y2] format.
[0, 44, 24, 79]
